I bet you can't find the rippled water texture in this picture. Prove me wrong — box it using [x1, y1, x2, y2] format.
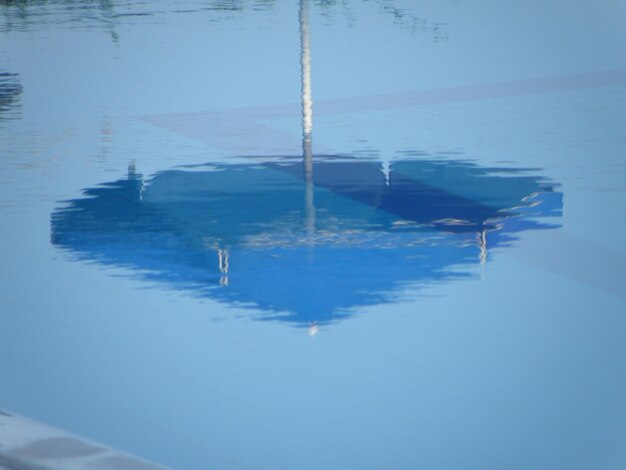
[1, 1, 626, 469]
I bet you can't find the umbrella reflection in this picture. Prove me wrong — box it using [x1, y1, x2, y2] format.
[50, 1, 562, 327]
[50, 157, 562, 327]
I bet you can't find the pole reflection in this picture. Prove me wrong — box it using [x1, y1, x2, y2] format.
[300, 0, 315, 238]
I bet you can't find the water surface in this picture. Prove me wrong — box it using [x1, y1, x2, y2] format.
[1, 1, 626, 469]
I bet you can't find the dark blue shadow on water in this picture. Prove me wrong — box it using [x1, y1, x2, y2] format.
[0, 72, 21, 121]
[51, 156, 562, 327]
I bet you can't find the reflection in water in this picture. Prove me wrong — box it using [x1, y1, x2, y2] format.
[300, 0, 313, 141]
[376, 0, 448, 40]
[1, 0, 120, 40]
[315, 0, 447, 40]
[39, 0, 561, 327]
[0, 0, 274, 39]
[300, 0, 315, 237]
[0, 72, 22, 121]
[1, 0, 446, 41]
[50, 157, 562, 327]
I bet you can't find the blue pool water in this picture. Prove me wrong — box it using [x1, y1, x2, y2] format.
[1, 1, 626, 469]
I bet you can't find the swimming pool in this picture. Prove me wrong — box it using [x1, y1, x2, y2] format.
[1, 1, 626, 468]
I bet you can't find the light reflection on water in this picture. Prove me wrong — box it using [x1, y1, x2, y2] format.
[51, 157, 562, 327]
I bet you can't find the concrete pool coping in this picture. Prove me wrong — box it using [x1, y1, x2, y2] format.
[0, 409, 166, 470]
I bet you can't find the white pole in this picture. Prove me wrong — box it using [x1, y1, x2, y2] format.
[300, 0, 315, 236]
[300, 0, 313, 142]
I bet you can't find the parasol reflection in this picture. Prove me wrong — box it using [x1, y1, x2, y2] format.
[51, 156, 562, 327]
